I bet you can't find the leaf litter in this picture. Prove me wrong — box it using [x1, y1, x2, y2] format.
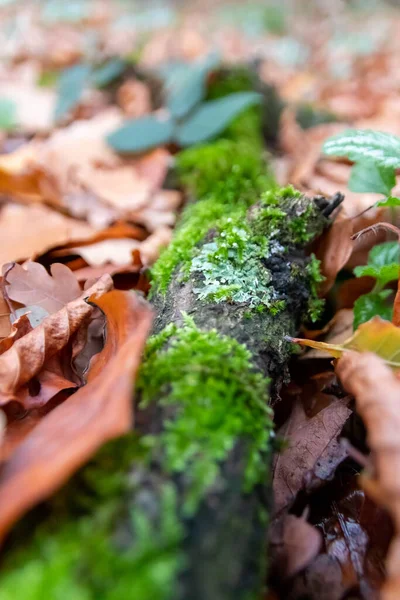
[0, 1, 400, 599]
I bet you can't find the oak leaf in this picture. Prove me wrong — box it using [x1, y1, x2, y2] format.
[0, 291, 152, 541]
[0, 275, 112, 404]
[5, 262, 81, 314]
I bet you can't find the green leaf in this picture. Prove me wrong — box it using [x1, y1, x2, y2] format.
[166, 53, 219, 120]
[369, 241, 400, 268]
[348, 161, 395, 196]
[91, 59, 125, 88]
[175, 91, 261, 147]
[55, 63, 91, 121]
[106, 114, 174, 153]
[377, 195, 400, 208]
[0, 98, 16, 131]
[354, 241, 400, 289]
[353, 290, 393, 329]
[323, 129, 400, 169]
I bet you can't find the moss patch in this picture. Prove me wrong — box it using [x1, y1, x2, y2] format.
[138, 315, 273, 515]
[0, 437, 184, 600]
[150, 139, 275, 294]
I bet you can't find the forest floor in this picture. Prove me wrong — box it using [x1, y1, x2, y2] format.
[0, 1, 400, 599]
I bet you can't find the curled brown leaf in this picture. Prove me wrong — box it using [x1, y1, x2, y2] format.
[0, 275, 112, 404]
[0, 290, 152, 541]
[336, 352, 400, 600]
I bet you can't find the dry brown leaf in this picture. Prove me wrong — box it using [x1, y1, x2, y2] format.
[0, 290, 152, 541]
[5, 262, 81, 314]
[0, 275, 112, 404]
[314, 210, 354, 296]
[70, 239, 140, 267]
[336, 352, 400, 600]
[0, 203, 95, 268]
[0, 283, 11, 339]
[273, 397, 351, 515]
[80, 166, 151, 212]
[270, 513, 322, 579]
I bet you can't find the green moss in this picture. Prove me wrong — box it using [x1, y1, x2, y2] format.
[306, 254, 325, 322]
[151, 140, 274, 294]
[138, 315, 273, 515]
[0, 438, 184, 600]
[188, 185, 324, 314]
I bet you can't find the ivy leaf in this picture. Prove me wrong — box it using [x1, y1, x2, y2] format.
[291, 317, 400, 368]
[106, 114, 174, 153]
[166, 52, 219, 120]
[175, 91, 261, 147]
[354, 241, 400, 289]
[55, 63, 91, 121]
[0, 98, 16, 131]
[377, 195, 400, 208]
[91, 58, 125, 88]
[323, 129, 400, 169]
[348, 161, 395, 196]
[353, 290, 393, 329]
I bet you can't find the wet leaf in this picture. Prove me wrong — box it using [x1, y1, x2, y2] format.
[0, 291, 152, 541]
[107, 114, 174, 153]
[175, 91, 261, 146]
[323, 129, 400, 169]
[5, 262, 81, 314]
[55, 63, 91, 121]
[291, 317, 400, 368]
[349, 161, 395, 196]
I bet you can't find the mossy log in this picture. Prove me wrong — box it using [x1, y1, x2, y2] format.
[0, 71, 339, 600]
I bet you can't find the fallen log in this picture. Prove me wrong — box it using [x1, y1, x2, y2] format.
[0, 70, 337, 600]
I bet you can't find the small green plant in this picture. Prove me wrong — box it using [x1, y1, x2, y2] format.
[107, 55, 261, 153]
[323, 129, 400, 209]
[353, 241, 400, 329]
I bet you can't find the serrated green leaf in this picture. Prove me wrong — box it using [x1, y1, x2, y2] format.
[377, 195, 400, 208]
[0, 98, 16, 131]
[348, 161, 395, 196]
[354, 241, 400, 289]
[55, 63, 91, 121]
[323, 129, 400, 169]
[92, 59, 125, 88]
[353, 290, 393, 329]
[369, 241, 400, 268]
[166, 52, 219, 120]
[106, 114, 174, 153]
[175, 91, 261, 147]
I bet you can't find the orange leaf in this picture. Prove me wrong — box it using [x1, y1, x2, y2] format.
[0, 275, 113, 404]
[291, 316, 400, 368]
[5, 262, 82, 314]
[314, 210, 354, 295]
[336, 352, 400, 600]
[0, 291, 152, 542]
